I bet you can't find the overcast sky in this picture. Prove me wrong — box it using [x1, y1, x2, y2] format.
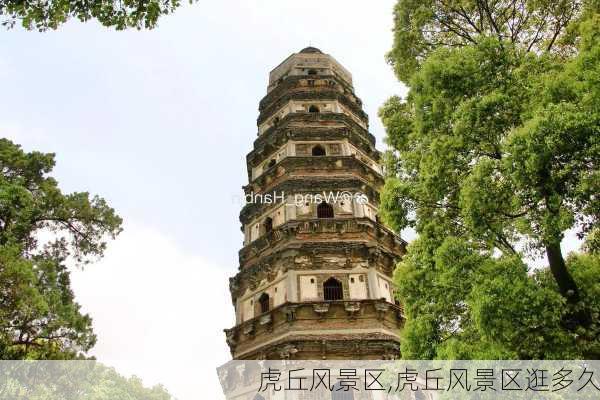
[1, 1, 408, 398]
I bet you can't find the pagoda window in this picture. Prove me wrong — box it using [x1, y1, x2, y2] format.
[308, 105, 320, 113]
[267, 159, 276, 168]
[259, 293, 270, 314]
[264, 217, 273, 233]
[317, 202, 334, 219]
[323, 277, 343, 301]
[312, 145, 326, 156]
[307, 69, 317, 75]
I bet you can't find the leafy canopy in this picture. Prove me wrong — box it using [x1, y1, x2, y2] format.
[1, 0, 195, 31]
[386, 0, 595, 82]
[396, 236, 600, 359]
[2, 361, 173, 399]
[381, 1, 600, 358]
[0, 138, 122, 359]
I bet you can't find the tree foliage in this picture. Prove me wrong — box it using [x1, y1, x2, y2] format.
[396, 236, 600, 359]
[0, 138, 122, 359]
[382, 1, 600, 358]
[0, 361, 173, 399]
[0, 0, 193, 31]
[386, 0, 597, 81]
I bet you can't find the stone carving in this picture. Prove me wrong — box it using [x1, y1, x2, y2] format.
[225, 328, 237, 348]
[374, 300, 390, 320]
[328, 143, 341, 155]
[228, 277, 239, 298]
[279, 344, 298, 359]
[396, 308, 404, 326]
[242, 322, 255, 336]
[312, 302, 330, 318]
[344, 301, 361, 319]
[259, 313, 272, 327]
[247, 276, 258, 291]
[382, 342, 401, 360]
[283, 304, 299, 322]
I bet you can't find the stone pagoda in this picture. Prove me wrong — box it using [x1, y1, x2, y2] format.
[224, 47, 406, 360]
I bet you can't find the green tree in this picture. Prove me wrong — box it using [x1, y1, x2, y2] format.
[386, 0, 594, 82]
[0, 138, 122, 359]
[381, 1, 600, 358]
[396, 236, 600, 359]
[0, 361, 173, 399]
[1, 0, 194, 31]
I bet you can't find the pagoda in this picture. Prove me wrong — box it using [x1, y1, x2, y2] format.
[224, 47, 406, 360]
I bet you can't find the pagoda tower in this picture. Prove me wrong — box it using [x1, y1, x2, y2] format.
[225, 47, 406, 360]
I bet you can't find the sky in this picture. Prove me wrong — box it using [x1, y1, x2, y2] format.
[0, 1, 408, 398]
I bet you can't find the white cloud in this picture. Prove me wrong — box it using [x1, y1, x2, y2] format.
[70, 223, 234, 399]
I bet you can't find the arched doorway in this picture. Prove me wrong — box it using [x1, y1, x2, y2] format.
[264, 217, 273, 233]
[308, 105, 320, 113]
[323, 277, 343, 301]
[258, 293, 270, 314]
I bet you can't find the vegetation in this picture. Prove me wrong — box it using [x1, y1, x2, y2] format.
[0, 138, 123, 359]
[381, 0, 600, 358]
[0, 361, 172, 399]
[0, 0, 194, 31]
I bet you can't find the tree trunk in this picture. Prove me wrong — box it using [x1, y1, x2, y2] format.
[546, 241, 580, 303]
[546, 241, 593, 329]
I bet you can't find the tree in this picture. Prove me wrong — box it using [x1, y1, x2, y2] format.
[0, 0, 193, 31]
[396, 235, 600, 359]
[381, 2, 600, 357]
[386, 0, 595, 82]
[0, 138, 122, 359]
[0, 361, 173, 399]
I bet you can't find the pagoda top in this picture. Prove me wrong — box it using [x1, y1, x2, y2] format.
[267, 47, 353, 90]
[299, 46, 322, 54]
